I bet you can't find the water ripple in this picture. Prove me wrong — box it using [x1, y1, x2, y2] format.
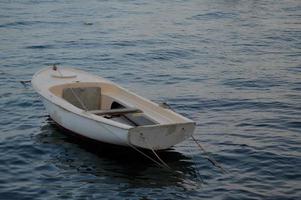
[0, 0, 300, 199]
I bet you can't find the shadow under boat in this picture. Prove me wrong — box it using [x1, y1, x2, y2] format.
[35, 117, 202, 188]
[38, 117, 195, 169]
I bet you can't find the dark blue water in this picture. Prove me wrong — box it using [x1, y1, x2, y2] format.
[1, 0, 301, 199]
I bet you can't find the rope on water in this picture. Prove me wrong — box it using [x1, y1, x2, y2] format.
[125, 141, 170, 170]
[191, 135, 228, 174]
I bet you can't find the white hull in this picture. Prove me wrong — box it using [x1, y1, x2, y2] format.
[32, 66, 195, 150]
[42, 97, 129, 146]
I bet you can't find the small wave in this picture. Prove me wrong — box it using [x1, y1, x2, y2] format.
[26, 45, 53, 49]
[222, 78, 284, 90]
[189, 11, 238, 20]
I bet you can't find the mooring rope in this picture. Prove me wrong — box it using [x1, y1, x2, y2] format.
[143, 138, 171, 169]
[126, 141, 170, 170]
[191, 135, 227, 174]
[150, 148, 171, 169]
[186, 143, 204, 184]
[99, 122, 171, 170]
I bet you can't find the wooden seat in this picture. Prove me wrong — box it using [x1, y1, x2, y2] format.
[88, 108, 142, 115]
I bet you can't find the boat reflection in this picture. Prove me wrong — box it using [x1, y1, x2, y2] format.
[36, 118, 202, 189]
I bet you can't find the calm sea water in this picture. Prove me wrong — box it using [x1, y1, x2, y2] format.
[0, 0, 300, 199]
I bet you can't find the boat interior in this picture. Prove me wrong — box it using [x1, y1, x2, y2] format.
[50, 83, 158, 127]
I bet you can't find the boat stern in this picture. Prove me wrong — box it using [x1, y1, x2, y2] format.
[128, 122, 195, 150]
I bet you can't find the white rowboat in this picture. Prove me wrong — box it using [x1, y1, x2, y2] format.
[32, 66, 195, 150]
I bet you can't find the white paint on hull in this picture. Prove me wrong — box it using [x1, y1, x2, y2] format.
[42, 97, 129, 146]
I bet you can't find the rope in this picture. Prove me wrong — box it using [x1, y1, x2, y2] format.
[191, 135, 227, 174]
[186, 142, 204, 184]
[99, 122, 170, 170]
[143, 138, 171, 169]
[150, 148, 171, 169]
[125, 142, 170, 169]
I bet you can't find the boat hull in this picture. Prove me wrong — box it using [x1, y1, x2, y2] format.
[41, 97, 195, 150]
[42, 97, 129, 146]
[32, 67, 196, 150]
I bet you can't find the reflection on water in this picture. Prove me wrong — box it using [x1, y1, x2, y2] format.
[36, 118, 202, 190]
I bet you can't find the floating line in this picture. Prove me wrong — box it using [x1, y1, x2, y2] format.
[191, 135, 228, 174]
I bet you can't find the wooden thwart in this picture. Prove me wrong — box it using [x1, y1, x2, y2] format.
[88, 108, 142, 115]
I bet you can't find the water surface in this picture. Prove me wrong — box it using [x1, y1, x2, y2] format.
[0, 0, 300, 199]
